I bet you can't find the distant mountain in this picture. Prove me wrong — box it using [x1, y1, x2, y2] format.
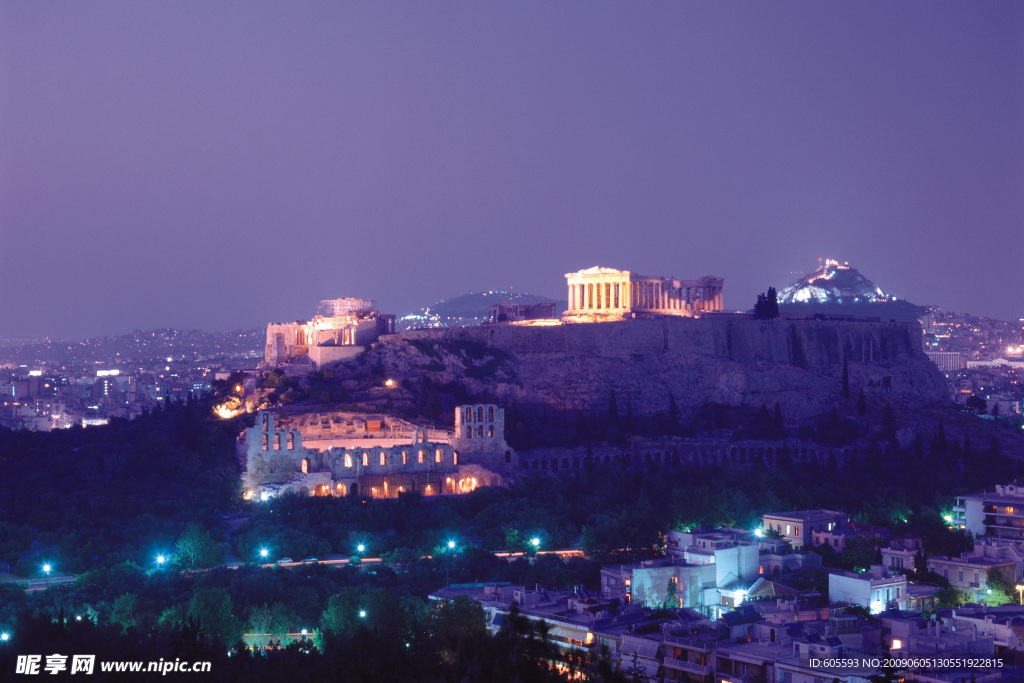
[775, 259, 926, 320]
[397, 291, 563, 331]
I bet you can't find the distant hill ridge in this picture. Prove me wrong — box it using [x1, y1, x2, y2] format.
[397, 291, 562, 331]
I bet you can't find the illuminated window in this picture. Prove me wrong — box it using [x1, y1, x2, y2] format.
[402, 451, 408, 465]
[262, 433, 268, 451]
[362, 453, 369, 467]
[287, 433, 294, 450]
[301, 458, 309, 474]
[794, 526, 799, 536]
[435, 449, 443, 463]
[344, 453, 352, 468]
[380, 451, 386, 466]
[336, 483, 346, 496]
[891, 638, 902, 650]
[453, 452, 459, 465]
[418, 450, 425, 464]
[786, 525, 791, 536]
[274, 434, 281, 451]
[1009, 507, 1016, 514]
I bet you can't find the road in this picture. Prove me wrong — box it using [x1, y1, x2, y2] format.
[22, 548, 587, 590]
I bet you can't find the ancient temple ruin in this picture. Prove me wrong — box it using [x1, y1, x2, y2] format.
[263, 298, 396, 369]
[562, 267, 723, 322]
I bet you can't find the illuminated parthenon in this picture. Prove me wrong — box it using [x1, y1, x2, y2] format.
[562, 267, 723, 322]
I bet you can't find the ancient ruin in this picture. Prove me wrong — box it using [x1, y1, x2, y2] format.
[240, 404, 514, 500]
[263, 298, 396, 370]
[562, 266, 723, 322]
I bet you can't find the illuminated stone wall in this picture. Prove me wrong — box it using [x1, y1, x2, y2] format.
[240, 406, 508, 500]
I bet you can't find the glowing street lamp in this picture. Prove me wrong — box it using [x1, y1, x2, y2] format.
[359, 610, 366, 618]
[156, 555, 166, 566]
[447, 540, 456, 550]
[530, 538, 541, 549]
[1, 633, 8, 642]
[260, 548, 268, 560]
[357, 544, 365, 553]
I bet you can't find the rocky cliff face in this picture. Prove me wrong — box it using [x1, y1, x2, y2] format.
[364, 316, 946, 420]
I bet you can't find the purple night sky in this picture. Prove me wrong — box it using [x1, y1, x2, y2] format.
[1, 1, 1021, 339]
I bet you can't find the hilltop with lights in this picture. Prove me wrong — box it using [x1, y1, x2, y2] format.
[776, 259, 927, 320]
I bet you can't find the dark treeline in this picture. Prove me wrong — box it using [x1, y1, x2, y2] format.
[0, 397, 243, 576]
[2, 396, 1018, 576]
[0, 561, 627, 682]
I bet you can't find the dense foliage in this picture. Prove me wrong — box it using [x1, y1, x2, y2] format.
[0, 399, 242, 576]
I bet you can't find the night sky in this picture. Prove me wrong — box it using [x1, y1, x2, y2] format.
[2, 1, 1021, 340]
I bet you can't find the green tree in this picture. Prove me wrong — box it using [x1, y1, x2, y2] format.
[965, 395, 986, 414]
[110, 592, 138, 633]
[188, 587, 240, 646]
[432, 595, 487, 665]
[174, 523, 223, 570]
[754, 289, 779, 320]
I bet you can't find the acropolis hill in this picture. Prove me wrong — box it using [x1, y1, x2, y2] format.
[376, 315, 947, 420]
[257, 266, 947, 422]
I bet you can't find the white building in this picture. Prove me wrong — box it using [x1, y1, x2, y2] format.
[828, 565, 907, 613]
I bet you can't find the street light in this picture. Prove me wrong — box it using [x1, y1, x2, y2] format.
[43, 564, 51, 586]
[1, 633, 8, 642]
[447, 540, 456, 550]
[359, 610, 366, 618]
[357, 544, 365, 553]
[530, 538, 541, 549]
[156, 555, 166, 566]
[260, 548, 268, 561]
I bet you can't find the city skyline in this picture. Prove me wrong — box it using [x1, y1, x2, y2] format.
[2, 1, 1022, 339]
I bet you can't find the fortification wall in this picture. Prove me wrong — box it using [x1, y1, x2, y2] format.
[380, 316, 945, 420]
[393, 315, 924, 366]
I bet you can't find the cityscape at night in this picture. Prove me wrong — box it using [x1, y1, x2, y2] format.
[1, 1, 1022, 680]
